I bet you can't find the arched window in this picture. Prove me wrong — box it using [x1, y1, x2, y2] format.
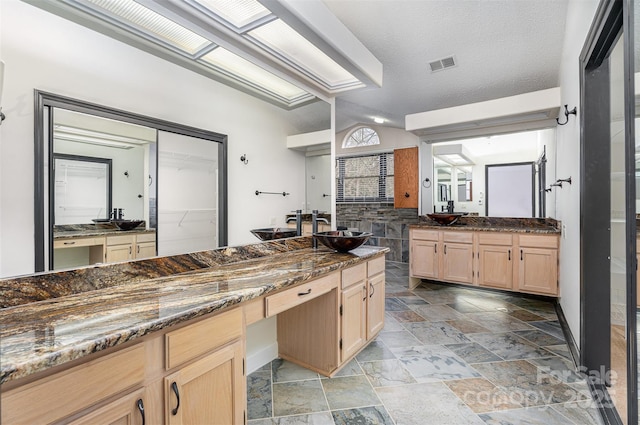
[342, 126, 380, 148]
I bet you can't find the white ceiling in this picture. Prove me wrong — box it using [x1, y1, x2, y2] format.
[324, 0, 569, 132]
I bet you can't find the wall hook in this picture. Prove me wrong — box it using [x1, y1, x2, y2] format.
[240, 154, 248, 165]
[124, 170, 129, 178]
[422, 177, 432, 189]
[556, 105, 577, 126]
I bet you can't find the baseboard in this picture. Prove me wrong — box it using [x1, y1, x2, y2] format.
[246, 342, 278, 375]
[554, 302, 580, 368]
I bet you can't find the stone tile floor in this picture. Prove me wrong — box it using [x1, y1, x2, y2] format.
[247, 262, 604, 425]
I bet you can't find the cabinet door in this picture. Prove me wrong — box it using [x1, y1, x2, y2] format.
[106, 244, 133, 263]
[341, 283, 367, 362]
[135, 241, 156, 259]
[367, 272, 385, 339]
[442, 242, 473, 284]
[518, 247, 558, 295]
[166, 340, 244, 425]
[410, 239, 439, 279]
[68, 388, 146, 425]
[478, 245, 513, 289]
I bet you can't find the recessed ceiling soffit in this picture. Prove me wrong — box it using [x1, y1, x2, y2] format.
[25, 0, 383, 110]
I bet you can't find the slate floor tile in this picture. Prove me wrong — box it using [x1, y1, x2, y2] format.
[403, 321, 471, 345]
[272, 380, 328, 416]
[321, 375, 380, 410]
[360, 359, 417, 387]
[468, 333, 553, 360]
[331, 405, 394, 425]
[445, 342, 503, 363]
[445, 377, 522, 413]
[478, 406, 575, 424]
[391, 344, 481, 382]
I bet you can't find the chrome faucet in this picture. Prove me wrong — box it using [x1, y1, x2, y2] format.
[295, 209, 302, 236]
[312, 209, 318, 249]
[447, 200, 454, 213]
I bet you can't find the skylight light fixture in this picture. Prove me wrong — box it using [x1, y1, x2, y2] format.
[200, 47, 311, 103]
[83, 0, 210, 54]
[248, 19, 361, 90]
[193, 0, 271, 29]
[433, 144, 475, 166]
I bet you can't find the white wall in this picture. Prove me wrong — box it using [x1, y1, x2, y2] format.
[0, 0, 323, 277]
[555, 0, 601, 346]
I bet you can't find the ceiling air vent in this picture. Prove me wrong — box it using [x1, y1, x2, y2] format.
[429, 55, 457, 73]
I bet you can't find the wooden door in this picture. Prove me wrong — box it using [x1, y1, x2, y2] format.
[518, 247, 558, 295]
[106, 244, 133, 263]
[394, 147, 419, 209]
[135, 241, 156, 259]
[165, 341, 244, 425]
[478, 245, 513, 289]
[68, 388, 146, 425]
[367, 272, 385, 339]
[341, 283, 367, 362]
[410, 239, 439, 279]
[442, 242, 473, 284]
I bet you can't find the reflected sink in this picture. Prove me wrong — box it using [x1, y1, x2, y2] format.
[111, 219, 144, 231]
[313, 231, 372, 253]
[426, 213, 464, 226]
[251, 228, 299, 241]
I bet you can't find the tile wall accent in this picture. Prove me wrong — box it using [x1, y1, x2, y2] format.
[337, 203, 419, 263]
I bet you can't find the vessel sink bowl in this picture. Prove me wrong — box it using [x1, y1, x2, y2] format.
[251, 228, 299, 241]
[111, 219, 144, 231]
[313, 231, 372, 253]
[426, 213, 464, 226]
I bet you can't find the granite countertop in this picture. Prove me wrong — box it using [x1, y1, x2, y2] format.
[53, 223, 156, 239]
[0, 238, 388, 384]
[411, 216, 561, 234]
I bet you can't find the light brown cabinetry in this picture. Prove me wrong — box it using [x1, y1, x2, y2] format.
[341, 263, 367, 361]
[367, 256, 386, 338]
[409, 229, 474, 284]
[410, 228, 559, 296]
[442, 232, 474, 284]
[517, 234, 558, 295]
[477, 233, 513, 290]
[410, 230, 439, 279]
[107, 233, 157, 263]
[276, 257, 386, 376]
[394, 147, 419, 209]
[2, 308, 245, 425]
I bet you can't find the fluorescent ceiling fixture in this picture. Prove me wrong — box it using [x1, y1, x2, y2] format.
[433, 144, 475, 166]
[373, 117, 384, 124]
[200, 48, 309, 101]
[84, 0, 211, 54]
[248, 19, 359, 89]
[54, 125, 152, 149]
[433, 157, 448, 167]
[194, 0, 271, 28]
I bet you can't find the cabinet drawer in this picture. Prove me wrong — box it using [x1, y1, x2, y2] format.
[443, 231, 473, 244]
[342, 263, 367, 289]
[411, 229, 439, 241]
[265, 273, 338, 317]
[136, 232, 156, 243]
[367, 256, 385, 277]
[2, 345, 145, 425]
[107, 234, 135, 246]
[477, 232, 513, 246]
[518, 234, 558, 249]
[54, 237, 103, 249]
[165, 308, 243, 370]
[244, 298, 265, 325]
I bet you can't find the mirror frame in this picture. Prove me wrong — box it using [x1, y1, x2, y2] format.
[52, 153, 113, 224]
[34, 90, 228, 272]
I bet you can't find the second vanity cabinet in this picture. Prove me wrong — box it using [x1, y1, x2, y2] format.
[106, 233, 157, 263]
[410, 228, 559, 296]
[409, 229, 474, 284]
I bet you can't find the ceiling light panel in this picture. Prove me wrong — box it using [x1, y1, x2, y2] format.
[82, 0, 211, 54]
[248, 19, 359, 90]
[192, 0, 271, 29]
[200, 48, 310, 102]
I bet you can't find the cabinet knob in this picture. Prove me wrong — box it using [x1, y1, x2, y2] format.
[404, 192, 410, 198]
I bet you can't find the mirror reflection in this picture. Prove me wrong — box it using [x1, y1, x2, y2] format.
[432, 129, 555, 217]
[51, 109, 157, 270]
[305, 154, 331, 213]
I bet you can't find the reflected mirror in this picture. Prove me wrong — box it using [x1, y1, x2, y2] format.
[35, 91, 228, 273]
[305, 154, 331, 212]
[456, 167, 472, 202]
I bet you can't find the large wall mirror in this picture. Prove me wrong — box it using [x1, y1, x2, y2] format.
[305, 153, 331, 213]
[35, 91, 228, 272]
